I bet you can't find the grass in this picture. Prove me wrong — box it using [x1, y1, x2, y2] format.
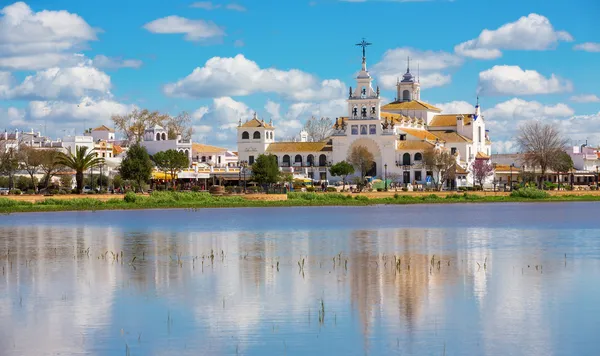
[0, 189, 600, 214]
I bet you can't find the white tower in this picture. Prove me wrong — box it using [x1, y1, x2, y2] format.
[396, 57, 420, 102]
[347, 39, 381, 120]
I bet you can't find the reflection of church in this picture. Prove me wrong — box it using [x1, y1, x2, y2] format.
[236, 41, 492, 187]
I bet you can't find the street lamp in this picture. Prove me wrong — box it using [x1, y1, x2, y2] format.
[310, 162, 314, 185]
[509, 163, 514, 191]
[596, 165, 599, 190]
[570, 168, 575, 190]
[240, 160, 248, 193]
[384, 163, 388, 191]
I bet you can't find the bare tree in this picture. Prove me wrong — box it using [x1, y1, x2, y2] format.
[166, 111, 194, 140]
[303, 117, 333, 142]
[348, 145, 374, 181]
[0, 146, 22, 190]
[20, 146, 45, 192]
[470, 159, 494, 189]
[517, 121, 568, 188]
[111, 109, 171, 143]
[423, 148, 456, 190]
[38, 149, 63, 189]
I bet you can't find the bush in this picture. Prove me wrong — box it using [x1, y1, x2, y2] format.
[58, 189, 68, 195]
[393, 193, 399, 199]
[510, 187, 549, 199]
[287, 192, 352, 201]
[326, 187, 337, 192]
[124, 191, 137, 203]
[401, 187, 408, 192]
[10, 189, 22, 195]
[376, 188, 383, 192]
[354, 195, 368, 201]
[591, 186, 598, 191]
[191, 186, 201, 192]
[306, 186, 315, 192]
[25, 189, 35, 195]
[544, 182, 558, 190]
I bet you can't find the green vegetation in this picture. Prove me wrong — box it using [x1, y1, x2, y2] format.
[251, 154, 280, 186]
[152, 149, 189, 188]
[119, 144, 153, 192]
[1, 190, 600, 214]
[56, 146, 105, 194]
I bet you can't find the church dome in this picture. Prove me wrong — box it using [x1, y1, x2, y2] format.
[401, 69, 414, 83]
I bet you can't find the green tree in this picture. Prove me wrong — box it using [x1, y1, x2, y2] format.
[20, 146, 44, 192]
[348, 145, 374, 181]
[0, 147, 22, 190]
[38, 149, 63, 190]
[119, 144, 153, 192]
[56, 146, 105, 194]
[329, 160, 355, 191]
[550, 150, 574, 189]
[112, 174, 124, 191]
[59, 174, 73, 190]
[152, 149, 189, 188]
[251, 154, 280, 187]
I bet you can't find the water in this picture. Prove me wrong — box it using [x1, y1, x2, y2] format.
[1, 203, 600, 356]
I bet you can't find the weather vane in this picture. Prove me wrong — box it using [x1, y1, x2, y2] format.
[355, 38, 372, 59]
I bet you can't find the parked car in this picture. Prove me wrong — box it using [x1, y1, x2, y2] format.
[82, 186, 92, 193]
[0, 187, 9, 195]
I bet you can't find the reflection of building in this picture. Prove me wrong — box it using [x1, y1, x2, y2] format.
[236, 42, 492, 187]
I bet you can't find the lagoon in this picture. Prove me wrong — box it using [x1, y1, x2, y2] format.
[1, 203, 600, 355]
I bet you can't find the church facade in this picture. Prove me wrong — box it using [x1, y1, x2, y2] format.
[236, 43, 491, 188]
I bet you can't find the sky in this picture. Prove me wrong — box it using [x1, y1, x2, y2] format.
[0, 0, 599, 152]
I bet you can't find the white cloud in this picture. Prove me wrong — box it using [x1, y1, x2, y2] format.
[557, 111, 600, 141]
[573, 42, 600, 52]
[371, 47, 463, 90]
[478, 65, 573, 96]
[92, 55, 142, 69]
[570, 94, 600, 103]
[143, 16, 225, 42]
[163, 54, 346, 101]
[435, 100, 476, 114]
[225, 4, 246, 11]
[7, 66, 111, 101]
[233, 39, 245, 47]
[455, 14, 573, 59]
[493, 140, 518, 154]
[484, 98, 574, 120]
[191, 97, 254, 144]
[0, 2, 98, 70]
[264, 100, 281, 120]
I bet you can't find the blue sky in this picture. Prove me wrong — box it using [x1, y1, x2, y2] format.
[0, 0, 599, 152]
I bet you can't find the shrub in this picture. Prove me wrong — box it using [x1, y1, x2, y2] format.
[306, 186, 315, 192]
[510, 187, 549, 199]
[124, 191, 137, 203]
[10, 189, 22, 195]
[591, 186, 598, 191]
[191, 186, 201, 192]
[401, 187, 408, 192]
[58, 189, 68, 195]
[25, 189, 35, 195]
[354, 195, 368, 201]
[326, 187, 337, 192]
[376, 188, 383, 192]
[544, 182, 558, 190]
[393, 193, 399, 199]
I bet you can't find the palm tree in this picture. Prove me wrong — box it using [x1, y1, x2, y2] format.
[56, 146, 104, 194]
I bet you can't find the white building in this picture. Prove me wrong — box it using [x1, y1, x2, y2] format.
[140, 125, 193, 164]
[192, 143, 238, 168]
[236, 43, 492, 188]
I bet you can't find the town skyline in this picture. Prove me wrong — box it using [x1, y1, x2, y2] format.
[1, 0, 599, 152]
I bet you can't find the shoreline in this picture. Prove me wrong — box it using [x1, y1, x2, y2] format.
[2, 191, 600, 214]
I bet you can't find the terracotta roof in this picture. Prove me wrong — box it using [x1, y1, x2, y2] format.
[455, 165, 469, 174]
[240, 118, 274, 129]
[430, 130, 472, 143]
[400, 128, 440, 141]
[476, 151, 490, 159]
[93, 125, 115, 133]
[494, 164, 513, 172]
[429, 114, 473, 127]
[396, 140, 435, 150]
[265, 141, 329, 153]
[381, 100, 442, 112]
[113, 145, 124, 155]
[193, 143, 227, 154]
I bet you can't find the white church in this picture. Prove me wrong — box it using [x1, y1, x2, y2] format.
[236, 41, 492, 188]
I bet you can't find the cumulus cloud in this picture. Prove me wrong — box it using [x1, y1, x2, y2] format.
[455, 14, 573, 59]
[163, 54, 346, 101]
[371, 47, 463, 90]
[573, 42, 600, 52]
[6, 66, 111, 101]
[143, 16, 225, 42]
[0, 2, 98, 70]
[92, 55, 142, 70]
[570, 94, 600, 103]
[191, 97, 254, 143]
[478, 65, 573, 96]
[435, 100, 476, 114]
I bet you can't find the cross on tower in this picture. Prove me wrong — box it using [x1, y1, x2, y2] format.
[355, 38, 372, 59]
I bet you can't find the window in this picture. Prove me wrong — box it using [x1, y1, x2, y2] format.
[369, 124, 376, 135]
[201, 156, 206, 162]
[352, 106, 358, 117]
[399, 134, 407, 141]
[161, 133, 166, 140]
[242, 131, 249, 139]
[156, 133, 160, 141]
[282, 155, 290, 167]
[360, 125, 367, 135]
[185, 150, 189, 157]
[468, 146, 471, 158]
[402, 90, 410, 101]
[361, 87, 366, 98]
[478, 127, 482, 143]
[361, 106, 367, 118]
[351, 125, 358, 135]
[218, 156, 221, 164]
[415, 171, 422, 182]
[208, 156, 212, 160]
[414, 152, 422, 161]
[249, 156, 255, 165]
[307, 154, 314, 166]
[371, 106, 376, 115]
[451, 147, 457, 155]
[402, 153, 411, 165]
[294, 155, 303, 166]
[319, 154, 327, 167]
[102, 153, 105, 158]
[253, 131, 261, 139]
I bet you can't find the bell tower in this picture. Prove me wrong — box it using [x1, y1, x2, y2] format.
[396, 57, 420, 102]
[347, 38, 381, 120]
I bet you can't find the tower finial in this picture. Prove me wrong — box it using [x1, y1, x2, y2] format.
[406, 56, 410, 73]
[476, 95, 480, 106]
[355, 38, 372, 60]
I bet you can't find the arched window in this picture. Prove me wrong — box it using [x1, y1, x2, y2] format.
[478, 127, 482, 143]
[307, 154, 314, 166]
[402, 153, 411, 165]
[361, 106, 367, 118]
[414, 152, 423, 161]
[201, 156, 206, 162]
[283, 155, 291, 167]
[361, 87, 366, 98]
[253, 131, 261, 139]
[294, 154, 303, 166]
[242, 131, 249, 139]
[319, 154, 327, 167]
[161, 133, 166, 140]
[402, 90, 410, 101]
[156, 133, 160, 141]
[184, 149, 189, 157]
[352, 106, 358, 117]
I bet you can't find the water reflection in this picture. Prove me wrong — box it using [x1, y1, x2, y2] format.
[1, 205, 600, 355]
